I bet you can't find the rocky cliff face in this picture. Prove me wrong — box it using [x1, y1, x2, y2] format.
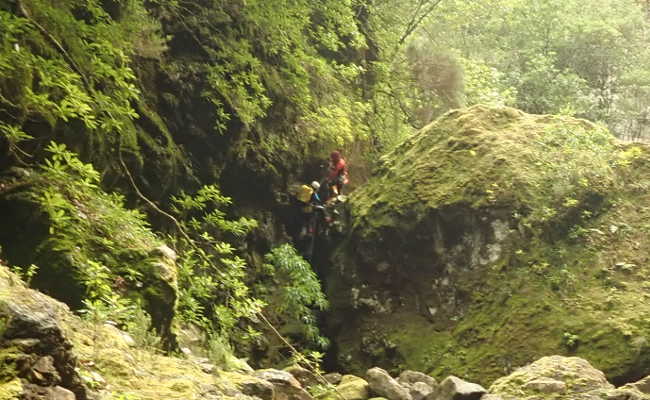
[326, 105, 650, 385]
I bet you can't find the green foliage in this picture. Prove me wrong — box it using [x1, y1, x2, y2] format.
[460, 57, 516, 108]
[516, 124, 616, 228]
[123, 303, 162, 350]
[171, 188, 330, 362]
[562, 332, 580, 350]
[154, 0, 370, 175]
[9, 263, 38, 285]
[1, 141, 171, 351]
[256, 244, 329, 349]
[0, 123, 33, 159]
[80, 295, 136, 327]
[170, 184, 263, 341]
[24, 142, 160, 299]
[418, 0, 650, 137]
[0, 0, 181, 177]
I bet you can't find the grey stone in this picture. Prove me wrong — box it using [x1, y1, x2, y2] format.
[0, 274, 86, 399]
[253, 369, 313, 400]
[367, 367, 412, 400]
[155, 244, 178, 261]
[21, 384, 76, 400]
[408, 382, 435, 400]
[601, 389, 643, 400]
[436, 376, 486, 400]
[50, 386, 76, 400]
[275, 385, 313, 400]
[240, 378, 275, 400]
[324, 372, 343, 385]
[199, 362, 215, 374]
[254, 369, 302, 388]
[623, 375, 650, 394]
[285, 364, 320, 388]
[120, 331, 137, 347]
[489, 356, 616, 400]
[398, 371, 438, 389]
[30, 355, 61, 386]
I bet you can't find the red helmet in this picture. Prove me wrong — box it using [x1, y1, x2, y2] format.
[330, 151, 341, 162]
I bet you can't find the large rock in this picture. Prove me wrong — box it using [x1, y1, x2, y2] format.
[366, 367, 411, 400]
[254, 369, 312, 400]
[324, 372, 343, 385]
[398, 371, 437, 400]
[142, 244, 180, 350]
[489, 356, 614, 399]
[238, 376, 275, 400]
[397, 371, 437, 389]
[0, 268, 87, 399]
[407, 382, 435, 400]
[327, 105, 650, 384]
[254, 369, 303, 388]
[435, 376, 486, 400]
[21, 384, 77, 399]
[319, 375, 370, 400]
[285, 364, 321, 388]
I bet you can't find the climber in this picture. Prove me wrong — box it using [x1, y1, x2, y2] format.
[327, 150, 349, 198]
[295, 181, 323, 238]
[309, 180, 323, 205]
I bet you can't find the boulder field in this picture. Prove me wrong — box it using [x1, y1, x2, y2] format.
[4, 260, 650, 399]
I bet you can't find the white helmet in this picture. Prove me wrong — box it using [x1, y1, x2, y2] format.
[311, 181, 320, 190]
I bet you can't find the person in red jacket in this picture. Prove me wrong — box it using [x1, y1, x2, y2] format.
[327, 150, 349, 196]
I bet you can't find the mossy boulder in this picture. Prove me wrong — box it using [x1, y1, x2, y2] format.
[319, 375, 370, 400]
[487, 355, 650, 400]
[327, 105, 650, 385]
[490, 356, 611, 396]
[0, 263, 290, 400]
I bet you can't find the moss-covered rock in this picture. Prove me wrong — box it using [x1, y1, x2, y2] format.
[319, 375, 370, 400]
[487, 355, 650, 400]
[0, 379, 22, 400]
[0, 263, 290, 400]
[327, 105, 650, 386]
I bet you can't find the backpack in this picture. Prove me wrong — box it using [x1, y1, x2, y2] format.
[296, 184, 313, 204]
